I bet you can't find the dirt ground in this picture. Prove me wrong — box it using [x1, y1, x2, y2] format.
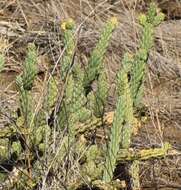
[0, 0, 181, 189]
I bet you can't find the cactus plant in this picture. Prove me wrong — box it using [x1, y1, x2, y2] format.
[130, 3, 165, 107]
[60, 18, 76, 81]
[15, 43, 38, 179]
[103, 3, 165, 186]
[103, 53, 133, 182]
[83, 17, 118, 92]
[0, 5, 170, 189]
[21, 43, 38, 91]
[93, 68, 109, 118]
[0, 54, 4, 73]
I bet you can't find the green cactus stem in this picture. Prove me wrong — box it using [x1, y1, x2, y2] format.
[130, 3, 164, 107]
[60, 18, 76, 81]
[103, 53, 132, 182]
[83, 17, 118, 92]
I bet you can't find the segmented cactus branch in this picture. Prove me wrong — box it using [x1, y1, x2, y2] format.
[130, 49, 148, 107]
[58, 65, 90, 143]
[83, 17, 118, 91]
[60, 19, 76, 81]
[22, 43, 38, 91]
[128, 160, 140, 190]
[15, 43, 38, 179]
[0, 54, 4, 72]
[130, 3, 164, 106]
[47, 76, 58, 114]
[126, 4, 164, 189]
[88, 68, 109, 118]
[16, 76, 33, 127]
[117, 142, 172, 161]
[120, 54, 134, 149]
[103, 53, 132, 182]
[16, 44, 37, 126]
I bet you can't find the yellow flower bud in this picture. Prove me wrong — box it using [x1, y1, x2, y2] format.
[61, 18, 75, 31]
[61, 22, 66, 30]
[110, 17, 118, 27]
[139, 14, 147, 26]
[158, 12, 165, 21]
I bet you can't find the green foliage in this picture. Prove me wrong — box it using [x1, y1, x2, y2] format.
[130, 3, 164, 107]
[0, 5, 168, 189]
[0, 138, 9, 162]
[22, 43, 38, 91]
[103, 3, 164, 183]
[0, 53, 4, 72]
[16, 76, 34, 127]
[12, 141, 22, 156]
[93, 69, 109, 117]
[86, 68, 109, 118]
[81, 145, 103, 180]
[47, 76, 58, 114]
[33, 124, 51, 146]
[0, 173, 6, 183]
[60, 19, 76, 80]
[103, 53, 133, 182]
[83, 17, 118, 91]
[128, 160, 140, 190]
